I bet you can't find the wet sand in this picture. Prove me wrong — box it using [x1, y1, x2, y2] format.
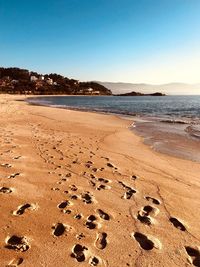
[1, 94, 200, 267]
[133, 117, 200, 162]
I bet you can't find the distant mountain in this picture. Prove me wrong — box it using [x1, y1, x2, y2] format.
[97, 82, 200, 95]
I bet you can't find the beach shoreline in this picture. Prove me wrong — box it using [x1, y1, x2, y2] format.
[1, 94, 200, 267]
[27, 95, 200, 163]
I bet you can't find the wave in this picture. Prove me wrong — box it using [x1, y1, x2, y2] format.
[160, 119, 190, 124]
[185, 125, 200, 139]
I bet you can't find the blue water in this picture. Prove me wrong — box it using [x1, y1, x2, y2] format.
[28, 95, 200, 119]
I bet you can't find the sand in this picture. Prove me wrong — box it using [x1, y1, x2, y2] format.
[0, 94, 200, 267]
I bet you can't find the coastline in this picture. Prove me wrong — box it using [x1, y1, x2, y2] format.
[1, 94, 200, 266]
[27, 95, 200, 163]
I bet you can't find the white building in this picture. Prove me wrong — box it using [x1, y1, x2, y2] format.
[87, 88, 93, 93]
[46, 78, 53, 85]
[30, 76, 38, 82]
[39, 75, 44, 81]
[93, 90, 100, 95]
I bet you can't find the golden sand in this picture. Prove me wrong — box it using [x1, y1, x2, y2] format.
[0, 94, 200, 267]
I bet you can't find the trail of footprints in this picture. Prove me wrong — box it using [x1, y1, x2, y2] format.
[131, 195, 199, 267]
[1, 124, 199, 266]
[47, 152, 115, 264]
[132, 194, 189, 251]
[0, 127, 34, 265]
[55, 187, 110, 264]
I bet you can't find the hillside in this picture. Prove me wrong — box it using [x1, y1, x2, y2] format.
[0, 67, 112, 95]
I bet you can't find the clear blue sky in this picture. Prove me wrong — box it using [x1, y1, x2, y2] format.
[0, 0, 200, 84]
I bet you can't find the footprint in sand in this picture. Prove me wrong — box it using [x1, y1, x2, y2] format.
[8, 173, 20, 179]
[70, 194, 79, 200]
[132, 232, 161, 250]
[76, 233, 85, 240]
[0, 163, 12, 168]
[97, 209, 110, 221]
[95, 232, 107, 250]
[170, 217, 186, 231]
[5, 235, 30, 252]
[92, 167, 103, 173]
[81, 192, 94, 204]
[185, 246, 200, 267]
[89, 180, 96, 188]
[72, 159, 81, 165]
[101, 156, 109, 161]
[7, 257, 23, 266]
[51, 187, 60, 191]
[96, 184, 111, 191]
[137, 205, 159, 226]
[137, 214, 152, 226]
[57, 200, 72, 210]
[71, 244, 88, 262]
[88, 175, 111, 190]
[13, 203, 36, 216]
[69, 184, 78, 191]
[52, 223, 66, 237]
[85, 161, 93, 168]
[145, 196, 161, 205]
[131, 175, 138, 180]
[74, 214, 82, 220]
[57, 177, 68, 185]
[13, 156, 21, 160]
[0, 187, 12, 194]
[106, 162, 117, 169]
[96, 178, 111, 191]
[65, 173, 72, 178]
[89, 256, 100, 266]
[89, 174, 96, 179]
[86, 215, 97, 229]
[63, 209, 72, 214]
[97, 178, 110, 184]
[118, 181, 136, 199]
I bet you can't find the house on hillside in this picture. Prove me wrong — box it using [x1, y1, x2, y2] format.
[39, 75, 44, 81]
[86, 88, 93, 93]
[30, 76, 38, 82]
[46, 78, 53, 85]
[92, 90, 100, 95]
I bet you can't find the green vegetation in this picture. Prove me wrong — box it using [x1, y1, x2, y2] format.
[0, 67, 112, 95]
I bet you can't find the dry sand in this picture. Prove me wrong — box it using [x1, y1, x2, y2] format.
[0, 94, 200, 267]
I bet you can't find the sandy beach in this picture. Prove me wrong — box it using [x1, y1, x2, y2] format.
[1, 94, 200, 267]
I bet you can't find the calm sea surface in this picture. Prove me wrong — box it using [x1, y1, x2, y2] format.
[28, 95, 200, 118]
[28, 95, 200, 162]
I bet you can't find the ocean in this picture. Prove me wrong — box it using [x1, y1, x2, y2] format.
[27, 95, 200, 162]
